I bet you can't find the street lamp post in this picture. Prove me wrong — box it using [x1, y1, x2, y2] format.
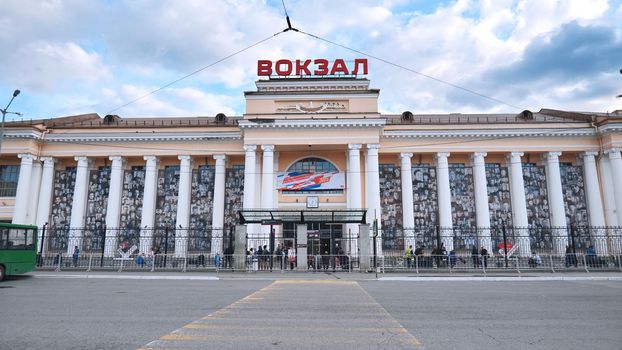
[0, 89, 22, 156]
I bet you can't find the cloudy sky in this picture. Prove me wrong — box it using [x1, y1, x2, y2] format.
[1, 0, 621, 120]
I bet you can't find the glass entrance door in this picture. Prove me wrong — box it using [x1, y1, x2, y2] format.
[308, 223, 343, 255]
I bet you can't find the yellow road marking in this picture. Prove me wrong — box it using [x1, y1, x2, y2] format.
[140, 282, 277, 349]
[354, 282, 422, 347]
[274, 279, 356, 284]
[140, 280, 423, 349]
[183, 323, 407, 333]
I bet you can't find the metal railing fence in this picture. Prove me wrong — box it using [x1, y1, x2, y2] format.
[39, 226, 233, 255]
[31, 225, 622, 272]
[382, 226, 622, 256]
[364, 253, 622, 273]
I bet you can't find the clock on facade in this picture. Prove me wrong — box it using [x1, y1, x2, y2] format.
[306, 196, 319, 208]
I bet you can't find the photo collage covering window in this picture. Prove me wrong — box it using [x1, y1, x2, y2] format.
[523, 163, 552, 250]
[155, 166, 180, 228]
[448, 164, 476, 229]
[560, 164, 590, 249]
[119, 166, 145, 252]
[448, 164, 476, 250]
[522, 163, 550, 228]
[412, 164, 439, 249]
[151, 166, 180, 252]
[412, 164, 438, 227]
[379, 164, 402, 251]
[83, 167, 110, 251]
[223, 165, 244, 229]
[48, 167, 77, 252]
[188, 165, 215, 251]
[486, 163, 513, 228]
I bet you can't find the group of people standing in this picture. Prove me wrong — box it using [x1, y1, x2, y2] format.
[404, 244, 489, 268]
[247, 244, 297, 271]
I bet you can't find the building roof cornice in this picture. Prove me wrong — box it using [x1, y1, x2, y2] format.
[382, 127, 597, 139]
[5, 131, 241, 143]
[597, 123, 622, 135]
[238, 118, 385, 129]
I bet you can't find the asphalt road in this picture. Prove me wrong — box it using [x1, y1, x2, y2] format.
[361, 280, 622, 350]
[0, 275, 270, 350]
[1, 273, 621, 350]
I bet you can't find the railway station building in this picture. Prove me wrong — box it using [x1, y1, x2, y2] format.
[2, 72, 622, 262]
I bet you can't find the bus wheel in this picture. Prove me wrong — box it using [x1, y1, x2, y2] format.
[0, 265, 5, 281]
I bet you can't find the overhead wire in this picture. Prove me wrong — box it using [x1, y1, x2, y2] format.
[281, 0, 289, 17]
[104, 30, 285, 115]
[293, 29, 524, 112]
[99, 2, 524, 118]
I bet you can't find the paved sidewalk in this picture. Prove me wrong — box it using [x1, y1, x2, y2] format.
[30, 269, 622, 281]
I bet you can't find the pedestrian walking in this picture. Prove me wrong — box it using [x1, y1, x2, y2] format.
[72, 246, 80, 267]
[214, 253, 222, 272]
[224, 246, 234, 270]
[406, 245, 413, 268]
[565, 246, 577, 267]
[471, 245, 480, 268]
[480, 247, 488, 268]
[275, 244, 283, 270]
[288, 246, 296, 270]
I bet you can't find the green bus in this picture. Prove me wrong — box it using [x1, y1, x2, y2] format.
[0, 223, 38, 281]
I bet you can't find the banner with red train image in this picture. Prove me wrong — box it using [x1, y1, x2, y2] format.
[276, 172, 345, 191]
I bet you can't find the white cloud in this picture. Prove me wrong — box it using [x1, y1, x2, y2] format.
[98, 85, 237, 117]
[0, 41, 110, 92]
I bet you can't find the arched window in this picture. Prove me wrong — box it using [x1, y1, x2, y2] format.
[287, 157, 338, 173]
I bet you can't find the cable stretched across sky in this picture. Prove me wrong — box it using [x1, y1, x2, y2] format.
[294, 29, 523, 112]
[104, 2, 525, 115]
[104, 30, 285, 115]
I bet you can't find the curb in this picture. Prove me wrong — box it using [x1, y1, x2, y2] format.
[33, 274, 219, 280]
[378, 276, 622, 282]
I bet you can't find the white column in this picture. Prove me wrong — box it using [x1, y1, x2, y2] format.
[436, 152, 453, 251]
[543, 152, 567, 255]
[104, 156, 125, 257]
[582, 152, 607, 255]
[606, 148, 622, 255]
[508, 152, 531, 256]
[12, 153, 36, 225]
[175, 155, 193, 257]
[26, 160, 42, 225]
[365, 144, 382, 255]
[67, 156, 91, 253]
[261, 145, 275, 210]
[348, 144, 363, 254]
[260, 145, 275, 240]
[472, 152, 492, 252]
[242, 145, 257, 208]
[243, 145, 258, 237]
[599, 156, 619, 227]
[607, 148, 622, 225]
[139, 156, 158, 254]
[273, 151, 279, 238]
[211, 154, 227, 255]
[599, 155, 620, 254]
[35, 157, 55, 254]
[400, 153, 415, 249]
[255, 153, 262, 211]
[346, 150, 354, 255]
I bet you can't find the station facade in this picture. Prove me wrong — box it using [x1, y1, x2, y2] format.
[2, 75, 622, 259]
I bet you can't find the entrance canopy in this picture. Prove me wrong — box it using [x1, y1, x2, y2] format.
[238, 209, 367, 225]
